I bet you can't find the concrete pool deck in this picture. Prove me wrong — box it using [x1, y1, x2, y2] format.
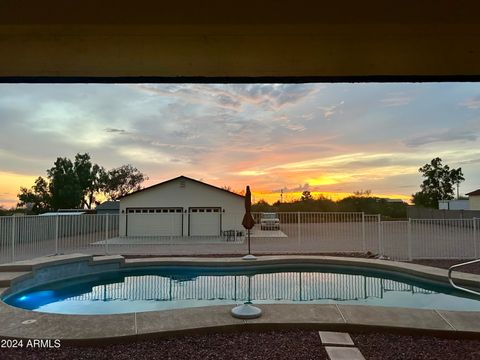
[1, 254, 480, 342]
[93, 229, 287, 245]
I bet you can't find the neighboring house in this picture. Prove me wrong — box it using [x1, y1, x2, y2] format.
[384, 198, 405, 203]
[57, 208, 94, 213]
[39, 212, 86, 216]
[438, 200, 469, 210]
[96, 201, 120, 215]
[466, 189, 480, 210]
[39, 209, 95, 216]
[119, 176, 245, 237]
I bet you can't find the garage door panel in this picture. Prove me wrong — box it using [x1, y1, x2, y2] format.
[127, 208, 182, 236]
[189, 208, 221, 236]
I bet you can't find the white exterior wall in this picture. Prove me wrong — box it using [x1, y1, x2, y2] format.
[438, 199, 469, 210]
[438, 201, 448, 210]
[119, 177, 244, 236]
[470, 196, 480, 210]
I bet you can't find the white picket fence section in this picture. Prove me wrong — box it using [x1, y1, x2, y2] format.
[0, 213, 479, 263]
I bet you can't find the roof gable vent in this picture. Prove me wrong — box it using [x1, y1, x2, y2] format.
[179, 179, 186, 188]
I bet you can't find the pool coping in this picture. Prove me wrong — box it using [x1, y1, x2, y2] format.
[1, 254, 480, 342]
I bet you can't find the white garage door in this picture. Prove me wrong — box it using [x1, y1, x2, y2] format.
[127, 208, 183, 236]
[189, 208, 221, 236]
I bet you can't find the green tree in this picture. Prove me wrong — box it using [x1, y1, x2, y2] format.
[337, 195, 406, 218]
[252, 199, 272, 212]
[411, 157, 465, 208]
[450, 168, 464, 199]
[74, 153, 106, 209]
[251, 191, 405, 217]
[17, 176, 52, 214]
[300, 190, 313, 201]
[353, 189, 372, 197]
[102, 164, 149, 200]
[47, 157, 83, 210]
[17, 154, 148, 212]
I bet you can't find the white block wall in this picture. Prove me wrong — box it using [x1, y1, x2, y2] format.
[119, 177, 244, 236]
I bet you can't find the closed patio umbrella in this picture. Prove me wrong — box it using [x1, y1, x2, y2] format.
[242, 185, 256, 258]
[231, 185, 262, 319]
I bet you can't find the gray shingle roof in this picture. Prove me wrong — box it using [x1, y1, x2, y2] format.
[96, 201, 120, 210]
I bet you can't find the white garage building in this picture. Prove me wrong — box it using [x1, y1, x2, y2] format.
[119, 176, 245, 237]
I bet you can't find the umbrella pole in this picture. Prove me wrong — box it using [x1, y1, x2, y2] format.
[243, 229, 256, 260]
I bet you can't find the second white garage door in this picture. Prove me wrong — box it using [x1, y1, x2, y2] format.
[127, 208, 183, 236]
[189, 207, 221, 236]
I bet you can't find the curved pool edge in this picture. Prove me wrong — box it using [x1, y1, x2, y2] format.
[2, 254, 480, 341]
[2, 253, 480, 292]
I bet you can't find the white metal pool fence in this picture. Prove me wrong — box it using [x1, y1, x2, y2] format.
[0, 212, 479, 264]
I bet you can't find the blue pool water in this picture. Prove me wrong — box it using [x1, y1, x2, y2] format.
[4, 264, 480, 314]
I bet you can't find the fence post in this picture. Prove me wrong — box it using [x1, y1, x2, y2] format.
[105, 214, 109, 255]
[362, 212, 366, 252]
[297, 212, 301, 244]
[55, 214, 59, 255]
[377, 214, 382, 255]
[474, 217, 477, 259]
[11, 215, 16, 263]
[407, 218, 412, 261]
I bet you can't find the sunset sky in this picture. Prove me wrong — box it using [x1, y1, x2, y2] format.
[1, 83, 480, 208]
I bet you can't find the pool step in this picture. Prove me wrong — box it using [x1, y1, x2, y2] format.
[0, 272, 31, 287]
[0, 253, 91, 272]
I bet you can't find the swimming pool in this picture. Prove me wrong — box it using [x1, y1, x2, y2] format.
[3, 263, 480, 314]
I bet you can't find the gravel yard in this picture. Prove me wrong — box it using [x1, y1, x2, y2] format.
[2, 329, 480, 360]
